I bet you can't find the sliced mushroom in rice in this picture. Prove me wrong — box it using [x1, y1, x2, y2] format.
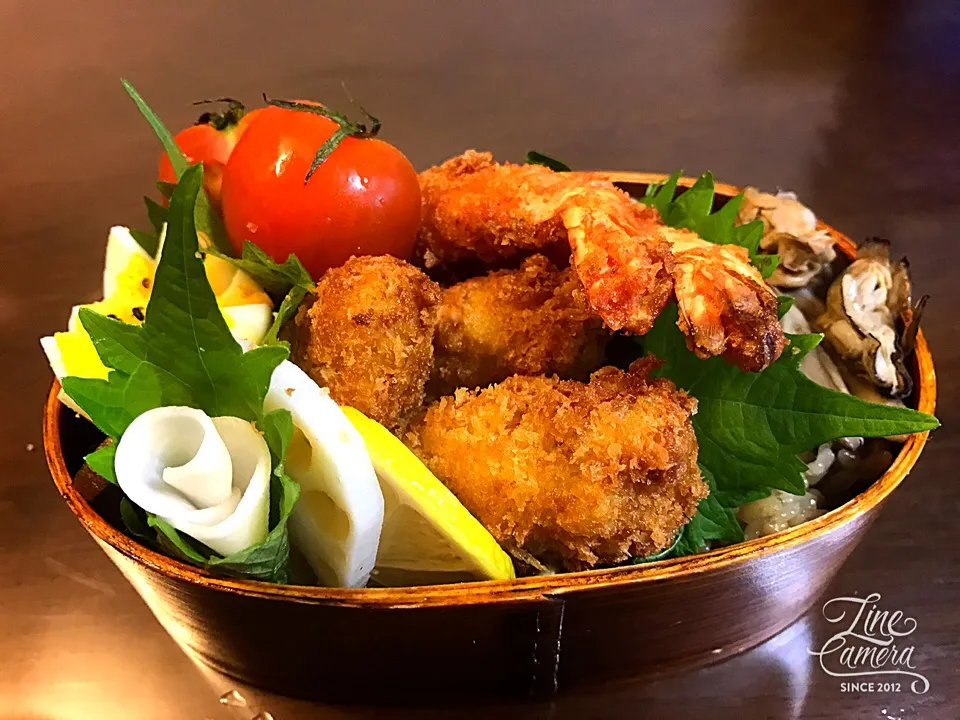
[780, 304, 848, 393]
[737, 187, 836, 289]
[738, 234, 924, 539]
[815, 238, 923, 399]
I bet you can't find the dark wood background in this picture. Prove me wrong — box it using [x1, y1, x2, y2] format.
[1, 1, 957, 717]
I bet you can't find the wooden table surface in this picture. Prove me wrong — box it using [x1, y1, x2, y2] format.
[2, 1, 957, 718]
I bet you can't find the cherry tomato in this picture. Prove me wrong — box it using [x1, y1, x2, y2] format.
[158, 106, 263, 208]
[219, 105, 421, 280]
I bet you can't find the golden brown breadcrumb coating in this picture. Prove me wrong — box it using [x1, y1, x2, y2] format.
[417, 150, 571, 270]
[417, 150, 675, 336]
[565, 189, 676, 336]
[417, 152, 675, 337]
[407, 360, 707, 570]
[664, 228, 785, 372]
[418, 151, 784, 371]
[431, 255, 608, 396]
[292, 255, 441, 432]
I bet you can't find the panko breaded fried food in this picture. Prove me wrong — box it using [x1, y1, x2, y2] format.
[418, 151, 675, 334]
[418, 151, 785, 371]
[407, 360, 708, 570]
[291, 255, 440, 432]
[417, 150, 570, 268]
[664, 227, 785, 372]
[563, 187, 676, 336]
[431, 254, 608, 395]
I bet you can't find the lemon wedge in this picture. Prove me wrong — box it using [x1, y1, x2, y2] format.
[342, 407, 515, 586]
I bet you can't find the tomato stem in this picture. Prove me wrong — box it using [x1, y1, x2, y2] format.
[305, 125, 351, 182]
[340, 81, 382, 137]
[192, 97, 247, 131]
[263, 94, 381, 184]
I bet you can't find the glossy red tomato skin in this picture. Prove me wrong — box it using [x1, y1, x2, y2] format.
[158, 110, 264, 207]
[219, 106, 421, 280]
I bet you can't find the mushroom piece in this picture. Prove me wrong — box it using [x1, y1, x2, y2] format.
[738, 187, 836, 288]
[780, 304, 848, 393]
[815, 239, 922, 399]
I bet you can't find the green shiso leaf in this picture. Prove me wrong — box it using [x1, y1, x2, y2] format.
[629, 465, 746, 562]
[76, 311, 146, 375]
[641, 170, 682, 217]
[664, 172, 714, 228]
[60, 375, 136, 439]
[206, 241, 314, 297]
[129, 229, 160, 256]
[122, 79, 231, 253]
[645, 303, 938, 554]
[205, 490, 296, 581]
[648, 307, 938, 469]
[524, 150, 571, 172]
[206, 241, 314, 346]
[776, 295, 794, 319]
[84, 443, 118, 485]
[62, 164, 297, 583]
[156, 180, 176, 200]
[144, 196, 167, 234]
[208, 409, 300, 582]
[733, 219, 764, 254]
[121, 79, 187, 177]
[753, 253, 779, 280]
[149, 515, 209, 563]
[626, 169, 940, 559]
[264, 284, 308, 346]
[646, 171, 777, 277]
[119, 496, 153, 541]
[194, 197, 233, 254]
[671, 466, 745, 556]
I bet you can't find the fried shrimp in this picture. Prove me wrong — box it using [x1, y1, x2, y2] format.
[417, 150, 570, 268]
[291, 255, 441, 431]
[563, 186, 676, 335]
[663, 227, 785, 372]
[418, 151, 674, 333]
[419, 151, 785, 370]
[431, 255, 608, 395]
[407, 360, 707, 570]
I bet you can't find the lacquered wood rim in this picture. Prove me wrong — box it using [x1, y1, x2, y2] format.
[43, 172, 937, 609]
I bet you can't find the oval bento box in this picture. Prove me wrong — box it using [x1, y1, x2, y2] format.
[43, 173, 936, 704]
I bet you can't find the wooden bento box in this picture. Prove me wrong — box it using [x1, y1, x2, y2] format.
[43, 173, 936, 704]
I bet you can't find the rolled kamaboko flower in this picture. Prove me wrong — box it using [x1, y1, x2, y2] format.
[115, 407, 271, 556]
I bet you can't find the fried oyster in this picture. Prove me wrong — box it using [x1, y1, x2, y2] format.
[407, 360, 707, 571]
[290, 255, 441, 432]
[431, 254, 608, 395]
